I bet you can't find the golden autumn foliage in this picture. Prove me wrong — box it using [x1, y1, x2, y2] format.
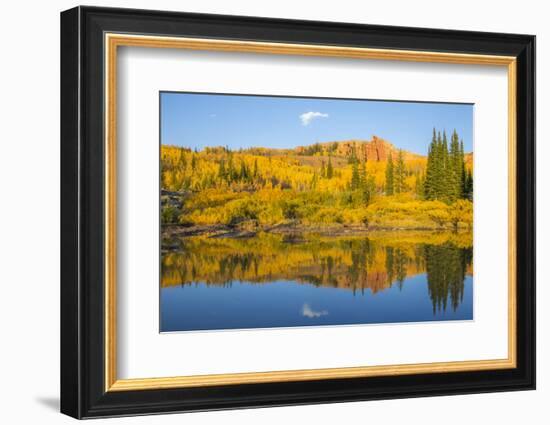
[161, 141, 473, 230]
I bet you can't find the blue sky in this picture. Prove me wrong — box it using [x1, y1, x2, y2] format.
[160, 92, 473, 155]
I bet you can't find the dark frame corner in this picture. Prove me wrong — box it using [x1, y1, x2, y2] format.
[61, 5, 535, 419]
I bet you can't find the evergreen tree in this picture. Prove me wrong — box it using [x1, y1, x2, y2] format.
[358, 158, 374, 204]
[311, 171, 318, 189]
[448, 129, 461, 201]
[385, 153, 394, 195]
[434, 131, 444, 198]
[362, 174, 376, 205]
[415, 172, 425, 199]
[253, 159, 259, 179]
[395, 149, 406, 194]
[320, 160, 326, 178]
[439, 131, 450, 200]
[424, 128, 437, 199]
[424, 128, 470, 202]
[218, 158, 226, 180]
[227, 153, 235, 182]
[179, 149, 187, 169]
[348, 143, 357, 164]
[459, 140, 467, 198]
[422, 128, 472, 203]
[239, 159, 249, 181]
[327, 156, 334, 179]
[350, 157, 360, 190]
[464, 169, 473, 199]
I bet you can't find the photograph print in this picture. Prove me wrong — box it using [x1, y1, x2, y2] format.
[160, 92, 474, 332]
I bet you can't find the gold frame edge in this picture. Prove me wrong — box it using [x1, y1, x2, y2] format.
[104, 33, 518, 392]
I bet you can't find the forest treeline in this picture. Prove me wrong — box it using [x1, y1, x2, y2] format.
[161, 129, 473, 231]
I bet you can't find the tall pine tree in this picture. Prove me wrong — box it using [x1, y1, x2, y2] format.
[449, 129, 461, 201]
[311, 171, 318, 189]
[424, 128, 437, 199]
[395, 149, 406, 194]
[253, 159, 259, 179]
[385, 153, 394, 195]
[218, 157, 226, 180]
[415, 171, 425, 198]
[227, 152, 235, 182]
[326, 155, 334, 179]
[179, 149, 187, 169]
[439, 131, 450, 200]
[350, 156, 360, 190]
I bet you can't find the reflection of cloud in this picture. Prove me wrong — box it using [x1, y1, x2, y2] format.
[302, 303, 328, 318]
[300, 111, 328, 126]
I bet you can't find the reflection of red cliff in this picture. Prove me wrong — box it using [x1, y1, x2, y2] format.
[162, 254, 425, 294]
[288, 262, 424, 294]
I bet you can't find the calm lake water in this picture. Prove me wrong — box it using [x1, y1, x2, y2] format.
[160, 232, 473, 332]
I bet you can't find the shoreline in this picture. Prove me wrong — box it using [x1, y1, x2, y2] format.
[161, 222, 465, 240]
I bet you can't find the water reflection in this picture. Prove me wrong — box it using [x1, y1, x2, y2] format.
[161, 232, 472, 316]
[302, 303, 328, 318]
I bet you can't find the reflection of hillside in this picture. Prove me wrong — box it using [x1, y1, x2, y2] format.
[161, 232, 473, 311]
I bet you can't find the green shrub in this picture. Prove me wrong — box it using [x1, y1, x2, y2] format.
[161, 206, 180, 224]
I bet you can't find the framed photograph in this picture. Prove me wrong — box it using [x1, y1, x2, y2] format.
[60, 6, 535, 419]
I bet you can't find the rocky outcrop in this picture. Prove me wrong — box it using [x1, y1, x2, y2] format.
[160, 189, 186, 209]
[295, 136, 422, 162]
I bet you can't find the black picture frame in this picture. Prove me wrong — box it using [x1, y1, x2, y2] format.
[61, 5, 535, 419]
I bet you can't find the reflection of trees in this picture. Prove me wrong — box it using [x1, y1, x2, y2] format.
[424, 243, 472, 313]
[162, 233, 472, 307]
[385, 247, 394, 285]
[162, 235, 423, 293]
[384, 247, 408, 290]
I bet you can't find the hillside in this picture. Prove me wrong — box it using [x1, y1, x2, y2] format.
[196, 136, 471, 173]
[160, 133, 474, 235]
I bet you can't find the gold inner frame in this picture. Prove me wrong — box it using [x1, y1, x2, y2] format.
[104, 33, 517, 392]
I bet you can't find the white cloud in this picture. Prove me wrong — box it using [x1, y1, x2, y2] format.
[302, 303, 328, 318]
[300, 111, 328, 126]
